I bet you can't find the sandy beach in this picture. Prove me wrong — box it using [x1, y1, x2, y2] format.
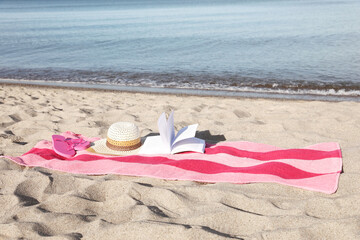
[1, 83, 360, 239]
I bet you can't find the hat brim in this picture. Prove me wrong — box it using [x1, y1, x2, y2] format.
[88, 139, 142, 156]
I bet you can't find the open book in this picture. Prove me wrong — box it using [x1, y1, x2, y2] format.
[139, 111, 205, 155]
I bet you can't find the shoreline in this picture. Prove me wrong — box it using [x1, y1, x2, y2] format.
[1, 83, 360, 239]
[1, 78, 359, 102]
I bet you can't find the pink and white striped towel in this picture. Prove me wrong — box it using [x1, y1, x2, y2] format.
[2, 132, 342, 194]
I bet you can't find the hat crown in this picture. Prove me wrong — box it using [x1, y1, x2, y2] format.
[107, 122, 139, 141]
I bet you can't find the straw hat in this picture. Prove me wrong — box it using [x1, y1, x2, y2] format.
[90, 122, 142, 155]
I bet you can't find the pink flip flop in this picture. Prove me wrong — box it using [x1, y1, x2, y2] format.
[52, 135, 76, 158]
[68, 138, 90, 151]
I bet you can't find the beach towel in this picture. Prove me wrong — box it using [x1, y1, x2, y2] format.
[2, 131, 342, 194]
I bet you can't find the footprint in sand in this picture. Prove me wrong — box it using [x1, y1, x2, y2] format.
[14, 177, 50, 207]
[0, 114, 23, 128]
[24, 108, 37, 117]
[79, 108, 94, 115]
[233, 109, 251, 119]
[8, 114, 21, 123]
[0, 130, 28, 145]
[192, 104, 207, 112]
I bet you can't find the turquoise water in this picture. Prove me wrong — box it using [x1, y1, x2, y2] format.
[0, 0, 359, 97]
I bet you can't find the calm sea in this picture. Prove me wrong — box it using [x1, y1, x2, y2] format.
[0, 0, 360, 99]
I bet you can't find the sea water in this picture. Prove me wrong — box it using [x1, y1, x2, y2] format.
[0, 0, 359, 99]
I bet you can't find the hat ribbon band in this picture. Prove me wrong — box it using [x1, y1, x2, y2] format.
[106, 137, 141, 151]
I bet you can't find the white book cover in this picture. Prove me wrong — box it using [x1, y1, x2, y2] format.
[139, 111, 205, 155]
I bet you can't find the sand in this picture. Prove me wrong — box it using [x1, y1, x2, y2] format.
[1, 83, 360, 239]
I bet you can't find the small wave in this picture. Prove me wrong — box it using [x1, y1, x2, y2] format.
[0, 68, 359, 100]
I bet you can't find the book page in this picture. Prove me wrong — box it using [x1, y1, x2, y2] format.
[138, 136, 170, 155]
[168, 111, 175, 145]
[172, 124, 198, 146]
[171, 137, 205, 154]
[157, 112, 172, 152]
